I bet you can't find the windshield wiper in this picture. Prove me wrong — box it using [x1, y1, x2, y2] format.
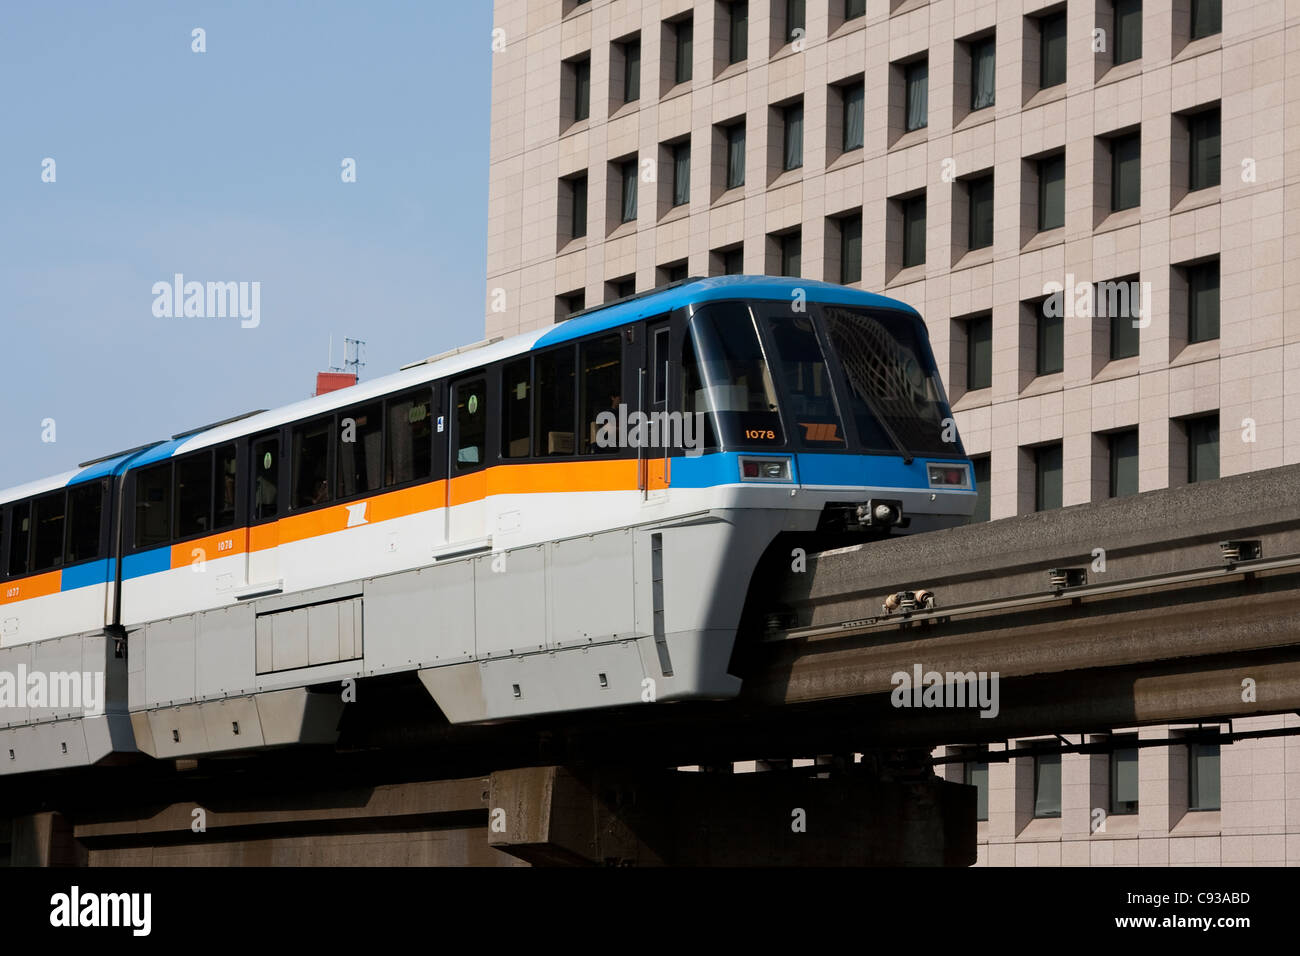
[856, 389, 914, 465]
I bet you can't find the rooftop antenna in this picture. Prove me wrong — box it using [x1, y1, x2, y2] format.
[343, 338, 366, 381]
[327, 336, 367, 382]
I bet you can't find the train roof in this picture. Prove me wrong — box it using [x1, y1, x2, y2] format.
[0, 277, 917, 502]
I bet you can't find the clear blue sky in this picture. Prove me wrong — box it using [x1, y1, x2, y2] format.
[0, 1, 492, 489]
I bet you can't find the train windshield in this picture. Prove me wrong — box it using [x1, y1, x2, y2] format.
[819, 304, 961, 457]
[684, 299, 961, 458]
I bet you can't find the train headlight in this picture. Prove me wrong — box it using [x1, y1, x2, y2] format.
[739, 456, 791, 482]
[926, 463, 971, 489]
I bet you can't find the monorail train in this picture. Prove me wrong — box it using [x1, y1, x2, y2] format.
[0, 276, 975, 772]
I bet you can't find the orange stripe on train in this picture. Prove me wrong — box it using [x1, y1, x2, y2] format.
[174, 458, 664, 563]
[0, 569, 62, 605]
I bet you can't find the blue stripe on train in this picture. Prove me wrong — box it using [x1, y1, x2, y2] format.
[60, 559, 112, 591]
[122, 548, 172, 581]
[670, 451, 975, 492]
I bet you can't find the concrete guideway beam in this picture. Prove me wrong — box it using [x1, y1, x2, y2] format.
[487, 764, 975, 866]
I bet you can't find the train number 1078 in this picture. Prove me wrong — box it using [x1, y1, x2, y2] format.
[745, 429, 777, 440]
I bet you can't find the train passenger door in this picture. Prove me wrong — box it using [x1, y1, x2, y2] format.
[642, 318, 673, 499]
[245, 431, 282, 594]
[446, 375, 490, 547]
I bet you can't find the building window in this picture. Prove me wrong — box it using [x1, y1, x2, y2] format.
[966, 313, 992, 391]
[971, 456, 991, 523]
[1110, 736, 1139, 814]
[1033, 751, 1062, 817]
[728, 0, 748, 64]
[722, 246, 744, 275]
[1035, 444, 1063, 511]
[783, 103, 804, 171]
[1190, 0, 1221, 40]
[674, 18, 693, 84]
[839, 213, 862, 285]
[967, 174, 994, 250]
[905, 59, 928, 132]
[726, 123, 746, 189]
[622, 37, 641, 103]
[1110, 132, 1141, 211]
[608, 277, 636, 300]
[1108, 429, 1139, 498]
[845, 0, 865, 20]
[1187, 260, 1220, 343]
[1038, 153, 1065, 231]
[1189, 108, 1221, 191]
[1187, 415, 1219, 483]
[672, 142, 691, 206]
[902, 194, 926, 268]
[574, 57, 590, 122]
[970, 36, 996, 110]
[1188, 740, 1221, 810]
[1103, 275, 1141, 359]
[569, 174, 588, 240]
[785, 0, 805, 42]
[780, 232, 801, 277]
[1037, 299, 1064, 375]
[1040, 11, 1067, 88]
[662, 261, 689, 283]
[1114, 0, 1142, 64]
[556, 291, 585, 321]
[964, 759, 989, 821]
[843, 81, 864, 151]
[620, 159, 638, 222]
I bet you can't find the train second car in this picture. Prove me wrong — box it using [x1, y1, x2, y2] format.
[0, 277, 975, 767]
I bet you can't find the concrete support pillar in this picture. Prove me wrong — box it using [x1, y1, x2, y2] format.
[10, 812, 85, 867]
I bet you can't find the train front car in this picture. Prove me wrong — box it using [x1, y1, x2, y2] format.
[673, 280, 974, 540]
[616, 278, 974, 708]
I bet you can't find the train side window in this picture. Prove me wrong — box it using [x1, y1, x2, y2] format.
[252, 436, 280, 521]
[338, 404, 383, 498]
[135, 464, 172, 549]
[454, 378, 487, 471]
[8, 502, 30, 577]
[292, 419, 333, 509]
[65, 482, 104, 564]
[0, 509, 6, 579]
[502, 358, 532, 458]
[652, 327, 670, 405]
[535, 347, 576, 456]
[386, 392, 433, 485]
[580, 334, 623, 454]
[214, 445, 237, 531]
[31, 492, 66, 573]
[175, 452, 213, 539]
